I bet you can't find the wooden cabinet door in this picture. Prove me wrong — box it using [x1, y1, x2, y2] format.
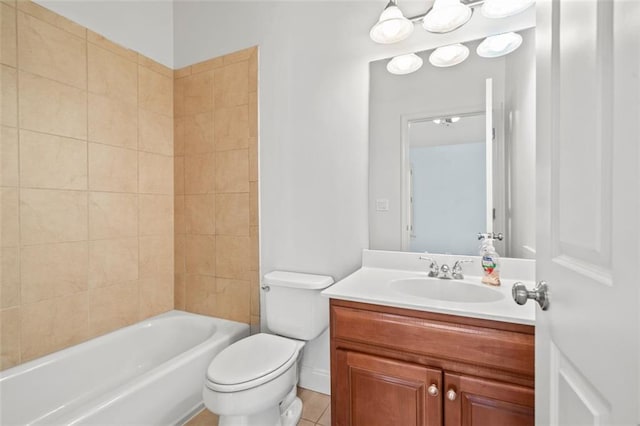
[334, 350, 442, 426]
[443, 373, 534, 426]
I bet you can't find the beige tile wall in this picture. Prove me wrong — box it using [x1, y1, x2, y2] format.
[0, 1, 174, 370]
[174, 48, 259, 331]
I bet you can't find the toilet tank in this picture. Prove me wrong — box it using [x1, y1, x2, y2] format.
[263, 271, 334, 341]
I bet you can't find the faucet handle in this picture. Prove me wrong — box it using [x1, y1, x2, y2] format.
[439, 263, 451, 279]
[419, 256, 439, 277]
[452, 259, 473, 279]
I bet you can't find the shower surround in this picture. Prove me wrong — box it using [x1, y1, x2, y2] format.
[0, 0, 259, 371]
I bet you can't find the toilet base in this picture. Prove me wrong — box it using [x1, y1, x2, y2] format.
[280, 396, 302, 426]
[279, 387, 302, 426]
[218, 407, 280, 426]
[216, 387, 302, 426]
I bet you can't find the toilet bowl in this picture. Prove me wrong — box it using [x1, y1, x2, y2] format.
[203, 271, 334, 426]
[204, 333, 304, 426]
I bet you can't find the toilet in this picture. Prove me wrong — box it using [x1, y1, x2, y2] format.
[203, 271, 334, 426]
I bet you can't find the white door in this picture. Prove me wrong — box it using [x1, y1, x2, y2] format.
[535, 0, 640, 424]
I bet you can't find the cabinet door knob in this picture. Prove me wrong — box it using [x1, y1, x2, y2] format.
[446, 389, 457, 401]
[427, 384, 439, 397]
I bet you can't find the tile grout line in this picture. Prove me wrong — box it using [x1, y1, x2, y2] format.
[136, 56, 141, 320]
[84, 30, 91, 339]
[180, 72, 187, 308]
[14, 0, 22, 367]
[211, 66, 218, 314]
[245, 54, 251, 329]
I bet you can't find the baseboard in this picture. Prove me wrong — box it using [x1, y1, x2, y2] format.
[299, 365, 330, 395]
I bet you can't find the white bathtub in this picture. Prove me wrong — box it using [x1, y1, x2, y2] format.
[0, 310, 249, 425]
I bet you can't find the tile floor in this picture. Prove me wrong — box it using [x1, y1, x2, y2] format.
[297, 387, 331, 426]
[186, 387, 331, 426]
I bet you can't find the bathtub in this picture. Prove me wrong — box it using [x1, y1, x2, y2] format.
[0, 310, 249, 425]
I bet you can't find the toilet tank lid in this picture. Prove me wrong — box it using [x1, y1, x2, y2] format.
[263, 271, 334, 290]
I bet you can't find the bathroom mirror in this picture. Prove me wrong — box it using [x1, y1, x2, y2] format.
[369, 27, 536, 259]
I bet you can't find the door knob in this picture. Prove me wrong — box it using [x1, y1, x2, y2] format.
[427, 384, 439, 397]
[512, 281, 549, 310]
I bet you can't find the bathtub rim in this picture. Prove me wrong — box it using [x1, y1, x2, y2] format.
[0, 310, 250, 426]
[0, 309, 248, 380]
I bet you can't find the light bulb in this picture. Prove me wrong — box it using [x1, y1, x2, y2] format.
[370, 3, 414, 44]
[387, 53, 424, 75]
[429, 43, 469, 67]
[477, 32, 523, 58]
[423, 0, 472, 33]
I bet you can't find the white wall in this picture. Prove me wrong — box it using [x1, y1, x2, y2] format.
[505, 28, 536, 259]
[35, 0, 174, 67]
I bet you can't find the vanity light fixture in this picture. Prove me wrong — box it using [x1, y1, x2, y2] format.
[481, 0, 535, 19]
[422, 0, 473, 33]
[429, 43, 470, 67]
[477, 32, 523, 58]
[370, 0, 414, 44]
[387, 53, 424, 75]
[370, 0, 535, 45]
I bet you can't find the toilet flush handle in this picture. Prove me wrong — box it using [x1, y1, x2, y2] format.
[261, 285, 270, 292]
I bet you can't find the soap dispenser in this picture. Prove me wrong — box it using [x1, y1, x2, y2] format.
[479, 235, 501, 286]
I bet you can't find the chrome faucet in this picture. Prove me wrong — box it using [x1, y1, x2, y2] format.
[438, 263, 452, 279]
[452, 259, 473, 280]
[418, 256, 439, 277]
[419, 257, 473, 280]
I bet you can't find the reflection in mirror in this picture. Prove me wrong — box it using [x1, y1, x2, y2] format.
[405, 112, 486, 255]
[369, 28, 536, 259]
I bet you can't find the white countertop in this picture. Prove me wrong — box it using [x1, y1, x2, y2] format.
[321, 250, 536, 326]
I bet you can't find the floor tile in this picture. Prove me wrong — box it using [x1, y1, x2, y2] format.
[185, 408, 218, 426]
[317, 406, 331, 426]
[298, 387, 331, 423]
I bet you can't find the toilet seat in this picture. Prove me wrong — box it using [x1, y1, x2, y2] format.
[205, 333, 302, 393]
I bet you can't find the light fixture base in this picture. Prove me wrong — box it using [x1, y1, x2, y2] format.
[422, 0, 473, 34]
[370, 0, 414, 44]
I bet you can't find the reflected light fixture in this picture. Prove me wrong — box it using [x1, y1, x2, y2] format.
[477, 32, 523, 58]
[481, 0, 536, 19]
[429, 43, 470, 67]
[370, 0, 414, 44]
[433, 116, 461, 125]
[387, 53, 424, 75]
[422, 0, 473, 33]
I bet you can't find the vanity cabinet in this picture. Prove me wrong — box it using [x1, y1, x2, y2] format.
[335, 350, 442, 426]
[443, 373, 534, 426]
[330, 299, 534, 426]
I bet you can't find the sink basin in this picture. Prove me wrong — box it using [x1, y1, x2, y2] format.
[389, 278, 505, 303]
